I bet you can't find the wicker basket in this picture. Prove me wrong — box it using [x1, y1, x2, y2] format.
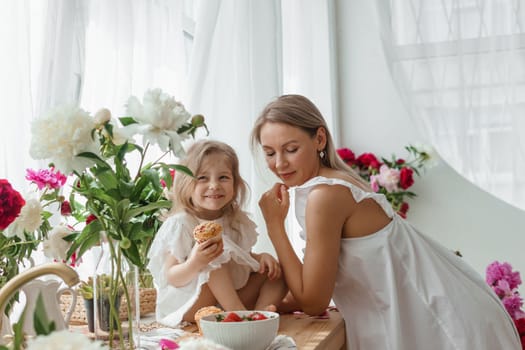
[60, 288, 157, 325]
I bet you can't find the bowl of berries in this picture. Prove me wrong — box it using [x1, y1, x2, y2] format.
[199, 310, 280, 350]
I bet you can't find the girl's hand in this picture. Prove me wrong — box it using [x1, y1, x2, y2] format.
[257, 253, 282, 280]
[188, 239, 224, 270]
[258, 183, 289, 225]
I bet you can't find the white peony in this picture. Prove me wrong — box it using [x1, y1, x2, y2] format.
[5, 197, 43, 239]
[30, 105, 100, 174]
[94, 108, 111, 125]
[414, 143, 441, 169]
[42, 224, 72, 260]
[123, 88, 191, 155]
[26, 330, 106, 350]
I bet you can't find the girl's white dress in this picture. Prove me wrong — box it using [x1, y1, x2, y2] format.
[293, 176, 521, 350]
[147, 211, 260, 327]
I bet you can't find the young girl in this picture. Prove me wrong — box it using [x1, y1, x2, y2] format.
[147, 140, 287, 327]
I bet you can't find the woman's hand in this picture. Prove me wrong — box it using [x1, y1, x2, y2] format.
[256, 253, 282, 280]
[259, 183, 290, 227]
[188, 239, 224, 270]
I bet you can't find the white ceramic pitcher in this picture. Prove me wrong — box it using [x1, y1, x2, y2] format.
[20, 279, 77, 336]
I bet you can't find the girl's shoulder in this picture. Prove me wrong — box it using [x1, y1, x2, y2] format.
[159, 211, 199, 235]
[226, 210, 258, 249]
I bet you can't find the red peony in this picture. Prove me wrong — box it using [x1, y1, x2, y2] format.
[399, 167, 414, 189]
[398, 202, 409, 219]
[60, 200, 72, 216]
[337, 148, 356, 165]
[85, 214, 97, 225]
[356, 153, 381, 170]
[0, 179, 26, 230]
[515, 318, 525, 349]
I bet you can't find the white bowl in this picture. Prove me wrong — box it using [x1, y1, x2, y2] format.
[199, 310, 280, 350]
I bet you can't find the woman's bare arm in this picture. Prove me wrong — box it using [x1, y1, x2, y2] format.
[260, 183, 350, 315]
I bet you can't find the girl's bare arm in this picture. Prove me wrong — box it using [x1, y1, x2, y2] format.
[165, 239, 224, 287]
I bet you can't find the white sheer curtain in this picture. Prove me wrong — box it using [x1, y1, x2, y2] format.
[0, 0, 86, 191]
[81, 0, 188, 117]
[187, 0, 338, 253]
[186, 0, 283, 217]
[375, 0, 525, 211]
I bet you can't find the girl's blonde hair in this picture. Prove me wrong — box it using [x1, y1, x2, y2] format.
[169, 140, 248, 219]
[251, 94, 369, 188]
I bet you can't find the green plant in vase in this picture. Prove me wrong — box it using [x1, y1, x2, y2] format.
[29, 88, 207, 349]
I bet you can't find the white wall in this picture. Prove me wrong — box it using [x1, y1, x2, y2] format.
[335, 0, 525, 287]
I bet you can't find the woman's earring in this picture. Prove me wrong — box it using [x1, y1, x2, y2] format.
[319, 150, 325, 159]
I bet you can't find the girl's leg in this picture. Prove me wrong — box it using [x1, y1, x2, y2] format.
[254, 275, 288, 311]
[207, 264, 246, 310]
[182, 283, 217, 322]
[182, 264, 246, 322]
[237, 272, 288, 311]
[277, 291, 302, 314]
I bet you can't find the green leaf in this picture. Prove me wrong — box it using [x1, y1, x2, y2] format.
[33, 293, 56, 335]
[11, 307, 26, 349]
[77, 152, 113, 169]
[141, 169, 162, 192]
[92, 167, 119, 191]
[122, 241, 142, 267]
[124, 200, 171, 221]
[119, 116, 138, 126]
[169, 164, 193, 177]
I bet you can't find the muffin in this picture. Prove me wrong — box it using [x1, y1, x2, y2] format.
[193, 222, 223, 244]
[194, 306, 224, 334]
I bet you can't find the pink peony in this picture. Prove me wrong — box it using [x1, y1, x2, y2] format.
[25, 167, 67, 190]
[486, 261, 522, 290]
[376, 165, 400, 193]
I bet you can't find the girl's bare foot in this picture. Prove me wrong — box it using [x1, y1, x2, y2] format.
[265, 304, 277, 312]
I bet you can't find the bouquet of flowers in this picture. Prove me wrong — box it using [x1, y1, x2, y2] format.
[336, 145, 436, 218]
[0, 88, 207, 348]
[485, 261, 525, 348]
[0, 168, 79, 303]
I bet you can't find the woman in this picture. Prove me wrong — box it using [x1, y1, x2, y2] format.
[251, 94, 520, 350]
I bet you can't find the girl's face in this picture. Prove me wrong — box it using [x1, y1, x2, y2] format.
[191, 153, 235, 220]
[259, 121, 325, 187]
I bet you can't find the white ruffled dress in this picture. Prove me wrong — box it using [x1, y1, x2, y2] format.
[293, 176, 521, 350]
[147, 211, 260, 327]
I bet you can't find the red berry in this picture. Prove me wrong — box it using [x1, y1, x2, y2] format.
[222, 312, 243, 322]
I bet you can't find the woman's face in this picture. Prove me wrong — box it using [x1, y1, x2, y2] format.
[259, 121, 324, 187]
[191, 153, 235, 220]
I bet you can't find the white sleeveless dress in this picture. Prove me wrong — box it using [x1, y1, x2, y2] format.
[147, 211, 260, 327]
[293, 176, 520, 350]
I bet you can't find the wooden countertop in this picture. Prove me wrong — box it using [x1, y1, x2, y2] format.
[278, 309, 346, 350]
[71, 309, 346, 349]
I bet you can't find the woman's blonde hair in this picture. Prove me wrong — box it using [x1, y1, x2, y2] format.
[251, 94, 369, 188]
[168, 140, 248, 219]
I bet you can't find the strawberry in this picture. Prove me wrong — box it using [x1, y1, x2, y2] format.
[247, 312, 268, 321]
[222, 312, 243, 322]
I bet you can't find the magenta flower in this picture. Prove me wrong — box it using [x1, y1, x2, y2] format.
[25, 168, 67, 190]
[503, 294, 524, 319]
[159, 338, 179, 349]
[486, 261, 522, 290]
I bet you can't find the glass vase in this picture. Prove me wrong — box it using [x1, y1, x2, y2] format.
[92, 236, 140, 349]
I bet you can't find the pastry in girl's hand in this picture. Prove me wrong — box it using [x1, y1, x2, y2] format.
[194, 305, 224, 334]
[193, 222, 223, 244]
